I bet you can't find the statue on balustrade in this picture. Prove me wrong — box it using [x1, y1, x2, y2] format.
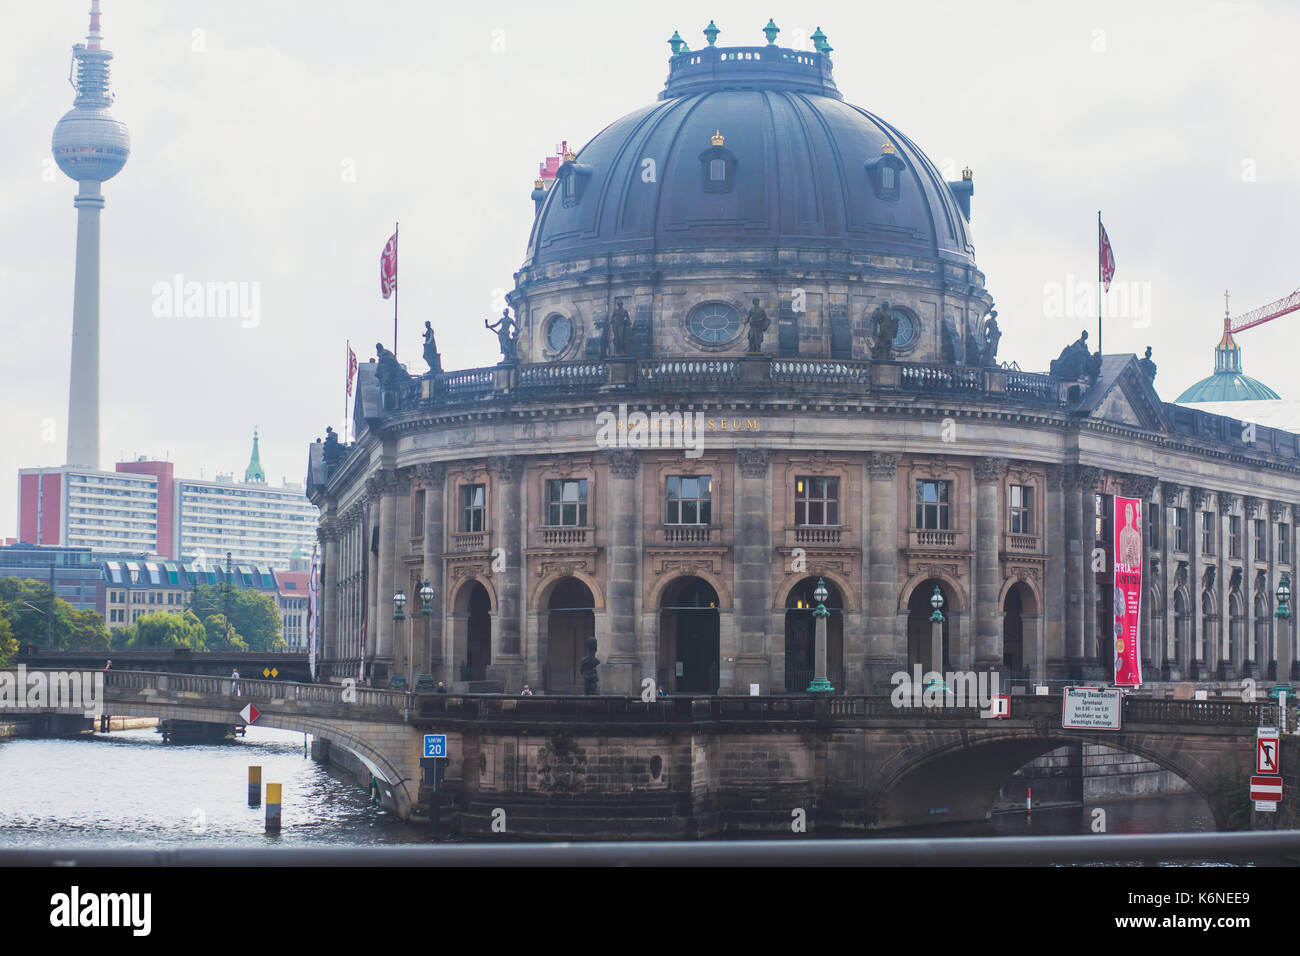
[608, 298, 631, 357]
[580, 635, 600, 695]
[374, 342, 410, 389]
[423, 321, 443, 373]
[979, 310, 1002, 366]
[744, 298, 771, 354]
[322, 426, 345, 470]
[485, 309, 519, 363]
[869, 301, 898, 360]
[1049, 329, 1092, 381]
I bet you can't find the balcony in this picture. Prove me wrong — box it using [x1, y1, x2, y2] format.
[906, 528, 970, 553]
[1003, 532, 1042, 554]
[449, 531, 490, 553]
[792, 526, 844, 545]
[538, 526, 591, 547]
[658, 525, 717, 545]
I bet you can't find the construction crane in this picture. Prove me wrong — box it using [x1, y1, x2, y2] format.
[1228, 286, 1300, 333]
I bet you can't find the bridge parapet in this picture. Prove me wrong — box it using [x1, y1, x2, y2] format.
[102, 670, 410, 720]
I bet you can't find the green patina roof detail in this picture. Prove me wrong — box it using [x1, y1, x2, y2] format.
[1175, 372, 1281, 403]
[244, 428, 266, 482]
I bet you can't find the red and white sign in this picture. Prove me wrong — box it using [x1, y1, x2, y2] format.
[1257, 730, 1280, 776]
[1249, 776, 1283, 801]
[1112, 495, 1143, 686]
[986, 695, 1010, 718]
[239, 703, 260, 724]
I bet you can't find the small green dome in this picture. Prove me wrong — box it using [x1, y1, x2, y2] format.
[1174, 318, 1280, 404]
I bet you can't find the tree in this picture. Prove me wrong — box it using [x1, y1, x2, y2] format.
[189, 584, 284, 651]
[127, 610, 205, 649]
[0, 616, 16, 667]
[202, 614, 248, 651]
[0, 578, 75, 649]
[68, 608, 111, 650]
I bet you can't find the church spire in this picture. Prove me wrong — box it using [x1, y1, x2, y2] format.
[244, 428, 266, 483]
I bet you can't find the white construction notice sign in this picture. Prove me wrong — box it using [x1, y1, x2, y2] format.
[1062, 686, 1122, 730]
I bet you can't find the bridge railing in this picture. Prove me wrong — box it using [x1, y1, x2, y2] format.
[102, 671, 410, 716]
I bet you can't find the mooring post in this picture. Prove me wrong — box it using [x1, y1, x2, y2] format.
[248, 765, 261, 807]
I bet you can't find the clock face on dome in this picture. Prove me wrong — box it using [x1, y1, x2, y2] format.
[688, 302, 741, 344]
[891, 309, 917, 351]
[545, 314, 573, 353]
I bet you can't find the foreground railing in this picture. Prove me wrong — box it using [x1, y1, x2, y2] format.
[7, 831, 1300, 866]
[100, 670, 408, 715]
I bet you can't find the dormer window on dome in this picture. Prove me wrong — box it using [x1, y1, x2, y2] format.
[699, 130, 736, 194]
[864, 141, 905, 201]
[558, 148, 593, 208]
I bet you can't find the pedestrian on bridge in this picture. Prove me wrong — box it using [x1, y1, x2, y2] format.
[232, 668, 242, 697]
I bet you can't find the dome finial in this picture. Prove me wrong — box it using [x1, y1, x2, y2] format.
[1224, 288, 1231, 324]
[881, 141, 896, 155]
[704, 20, 720, 47]
[961, 165, 973, 180]
[711, 129, 725, 147]
[811, 26, 828, 53]
[763, 19, 780, 46]
[563, 144, 576, 163]
[669, 30, 684, 55]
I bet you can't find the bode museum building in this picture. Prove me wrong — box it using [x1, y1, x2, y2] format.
[307, 25, 1300, 696]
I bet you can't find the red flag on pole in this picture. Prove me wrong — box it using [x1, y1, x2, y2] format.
[380, 231, 398, 299]
[1098, 219, 1116, 293]
[346, 344, 358, 397]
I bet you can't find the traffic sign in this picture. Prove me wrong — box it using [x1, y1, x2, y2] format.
[1257, 729, 1281, 776]
[423, 734, 447, 758]
[1249, 776, 1283, 801]
[239, 703, 260, 724]
[985, 695, 1010, 718]
[1255, 801, 1278, 813]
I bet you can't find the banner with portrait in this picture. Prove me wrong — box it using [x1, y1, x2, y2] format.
[1113, 494, 1143, 686]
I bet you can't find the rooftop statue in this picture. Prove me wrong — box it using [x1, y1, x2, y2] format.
[744, 298, 771, 354]
[485, 309, 519, 363]
[979, 310, 1002, 366]
[869, 301, 898, 360]
[422, 321, 443, 373]
[1049, 330, 1092, 381]
[609, 298, 631, 357]
[1138, 345, 1157, 384]
[374, 342, 409, 390]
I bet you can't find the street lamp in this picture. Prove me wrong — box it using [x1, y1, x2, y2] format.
[1273, 574, 1292, 714]
[392, 587, 406, 621]
[807, 578, 834, 693]
[930, 587, 951, 691]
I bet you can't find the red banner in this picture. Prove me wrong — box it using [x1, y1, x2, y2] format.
[346, 345, 357, 397]
[380, 231, 398, 299]
[1113, 494, 1143, 686]
[1099, 219, 1116, 292]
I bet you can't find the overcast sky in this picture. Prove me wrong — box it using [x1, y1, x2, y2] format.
[2, 0, 1299, 540]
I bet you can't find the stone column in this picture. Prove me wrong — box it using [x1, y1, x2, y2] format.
[1189, 486, 1209, 676]
[865, 452, 902, 694]
[488, 455, 524, 690]
[1063, 466, 1085, 674]
[973, 457, 1008, 672]
[374, 468, 408, 683]
[1161, 482, 1182, 679]
[363, 478, 381, 682]
[419, 462, 446, 682]
[734, 450, 772, 694]
[604, 450, 641, 695]
[1044, 466, 1066, 677]
[1217, 492, 1235, 678]
[319, 515, 341, 679]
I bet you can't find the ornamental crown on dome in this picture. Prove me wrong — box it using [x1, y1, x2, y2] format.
[880, 141, 896, 155]
[711, 130, 725, 147]
[562, 146, 576, 163]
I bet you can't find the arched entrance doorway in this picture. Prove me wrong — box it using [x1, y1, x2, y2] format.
[1002, 581, 1037, 677]
[907, 578, 954, 673]
[783, 577, 844, 693]
[464, 582, 491, 682]
[545, 578, 595, 694]
[658, 577, 720, 693]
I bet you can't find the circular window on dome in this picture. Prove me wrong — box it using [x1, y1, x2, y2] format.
[890, 307, 919, 353]
[544, 313, 574, 354]
[687, 302, 742, 346]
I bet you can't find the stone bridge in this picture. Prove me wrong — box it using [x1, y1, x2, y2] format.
[1, 668, 1278, 836]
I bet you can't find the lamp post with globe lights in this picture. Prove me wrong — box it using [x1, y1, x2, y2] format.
[1273, 573, 1292, 729]
[807, 578, 834, 693]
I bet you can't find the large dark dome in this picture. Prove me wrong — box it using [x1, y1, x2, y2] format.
[523, 43, 976, 271]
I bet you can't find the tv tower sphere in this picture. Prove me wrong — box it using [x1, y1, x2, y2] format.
[52, 1, 130, 183]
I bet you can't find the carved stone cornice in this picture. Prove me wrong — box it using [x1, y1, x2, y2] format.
[1244, 496, 1261, 518]
[605, 450, 640, 479]
[1269, 500, 1288, 522]
[973, 457, 1009, 483]
[867, 452, 902, 479]
[1120, 473, 1159, 499]
[736, 449, 770, 479]
[1190, 487, 1209, 510]
[416, 461, 446, 485]
[489, 455, 524, 483]
[1067, 465, 1102, 490]
[1216, 491, 1237, 513]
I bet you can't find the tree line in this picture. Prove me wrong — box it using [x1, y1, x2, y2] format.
[0, 578, 286, 666]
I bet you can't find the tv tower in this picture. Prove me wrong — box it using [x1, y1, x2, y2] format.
[51, 1, 130, 468]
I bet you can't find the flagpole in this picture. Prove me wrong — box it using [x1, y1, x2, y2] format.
[392, 221, 399, 357]
[344, 339, 350, 443]
[1097, 210, 1103, 358]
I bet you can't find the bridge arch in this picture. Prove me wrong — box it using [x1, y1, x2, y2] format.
[870, 730, 1234, 832]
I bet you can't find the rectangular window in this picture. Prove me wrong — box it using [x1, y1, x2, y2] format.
[1255, 518, 1266, 562]
[1147, 503, 1161, 550]
[1174, 507, 1188, 553]
[796, 476, 840, 526]
[1202, 511, 1216, 556]
[1008, 485, 1033, 534]
[709, 158, 726, 182]
[1229, 515, 1241, 559]
[665, 475, 712, 525]
[915, 480, 951, 530]
[547, 479, 588, 527]
[413, 490, 426, 537]
[1281, 523, 1292, 565]
[460, 484, 485, 533]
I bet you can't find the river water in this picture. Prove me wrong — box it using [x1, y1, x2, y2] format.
[0, 727, 1217, 847]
